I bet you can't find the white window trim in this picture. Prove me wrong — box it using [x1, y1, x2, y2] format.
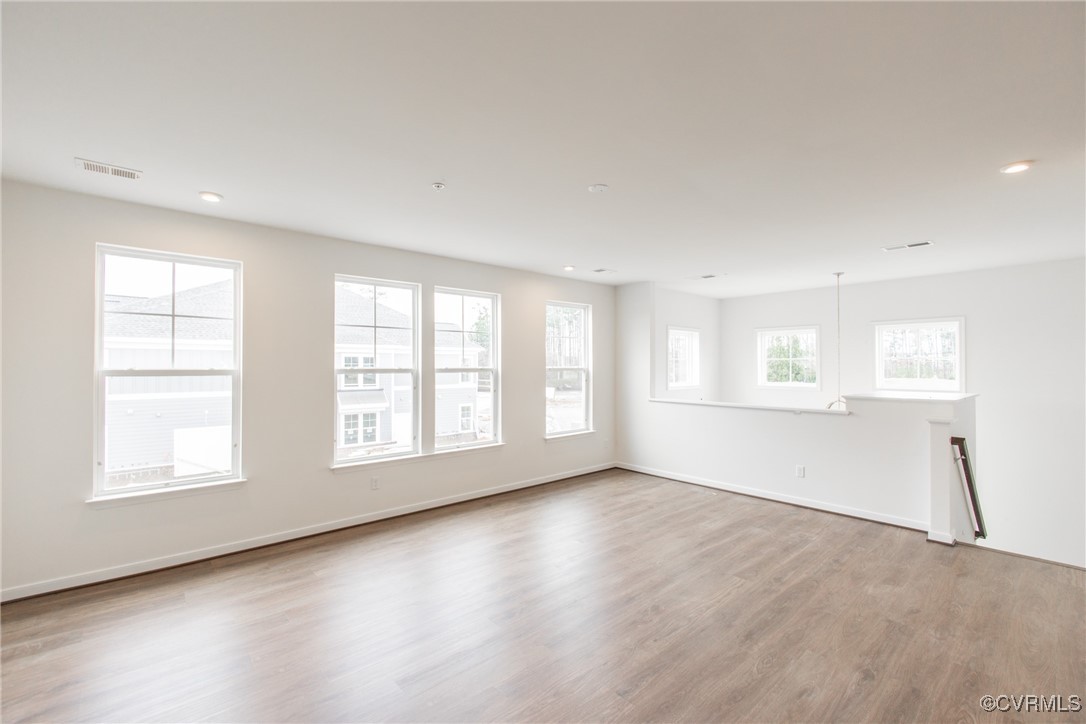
[362, 411, 378, 443]
[93, 244, 243, 499]
[666, 326, 701, 390]
[545, 300, 593, 437]
[459, 403, 475, 432]
[333, 274, 420, 466]
[342, 355, 360, 388]
[756, 325, 820, 389]
[874, 317, 965, 392]
[360, 354, 378, 389]
[434, 286, 501, 451]
[342, 412, 360, 446]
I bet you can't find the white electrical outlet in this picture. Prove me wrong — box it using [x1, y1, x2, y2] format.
[795, 465, 806, 478]
[371, 476, 380, 490]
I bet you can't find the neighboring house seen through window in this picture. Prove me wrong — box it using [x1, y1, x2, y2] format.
[334, 275, 418, 464]
[95, 245, 242, 496]
[546, 302, 591, 435]
[434, 288, 499, 449]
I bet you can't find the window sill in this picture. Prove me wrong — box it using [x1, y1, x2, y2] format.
[331, 442, 505, 472]
[86, 478, 247, 507]
[649, 398, 849, 416]
[545, 429, 596, 441]
[431, 441, 505, 459]
[845, 391, 977, 403]
[756, 383, 821, 390]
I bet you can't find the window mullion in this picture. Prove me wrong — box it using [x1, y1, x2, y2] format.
[170, 262, 177, 369]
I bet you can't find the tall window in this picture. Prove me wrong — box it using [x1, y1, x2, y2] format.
[545, 302, 591, 435]
[667, 327, 700, 389]
[757, 327, 818, 387]
[435, 288, 499, 449]
[876, 318, 962, 391]
[95, 245, 241, 496]
[334, 275, 418, 464]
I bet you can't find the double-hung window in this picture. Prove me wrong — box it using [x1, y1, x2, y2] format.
[545, 302, 591, 435]
[434, 288, 499, 449]
[667, 327, 700, 389]
[875, 318, 963, 391]
[334, 275, 418, 464]
[757, 327, 818, 387]
[95, 245, 241, 496]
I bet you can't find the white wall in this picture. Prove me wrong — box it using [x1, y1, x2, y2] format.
[652, 286, 721, 401]
[619, 260, 1086, 568]
[1, 181, 616, 599]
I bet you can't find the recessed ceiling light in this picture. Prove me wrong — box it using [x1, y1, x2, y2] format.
[587, 184, 609, 193]
[198, 191, 223, 203]
[432, 182, 446, 191]
[1000, 161, 1033, 174]
[882, 240, 934, 252]
[563, 265, 575, 272]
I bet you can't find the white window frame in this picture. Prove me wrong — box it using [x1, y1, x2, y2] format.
[360, 354, 377, 388]
[362, 411, 378, 443]
[343, 413, 360, 446]
[434, 286, 501, 450]
[342, 355, 360, 388]
[756, 326, 820, 389]
[459, 404, 474, 432]
[94, 244, 243, 498]
[333, 275, 420, 466]
[875, 317, 964, 392]
[545, 301, 592, 437]
[667, 326, 701, 389]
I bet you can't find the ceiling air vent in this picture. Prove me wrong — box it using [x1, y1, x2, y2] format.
[592, 268, 616, 274]
[74, 157, 142, 180]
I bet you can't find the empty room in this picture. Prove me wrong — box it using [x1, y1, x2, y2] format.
[2, 2, 1083, 722]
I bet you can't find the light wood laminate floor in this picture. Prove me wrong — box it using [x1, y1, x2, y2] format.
[3, 469, 1083, 723]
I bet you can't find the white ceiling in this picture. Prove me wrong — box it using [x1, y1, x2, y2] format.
[3, 2, 1083, 298]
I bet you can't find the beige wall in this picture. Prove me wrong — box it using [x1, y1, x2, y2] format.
[1, 181, 617, 598]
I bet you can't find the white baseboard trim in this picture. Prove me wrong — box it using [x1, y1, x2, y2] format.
[927, 531, 957, 545]
[616, 462, 928, 532]
[2, 463, 616, 602]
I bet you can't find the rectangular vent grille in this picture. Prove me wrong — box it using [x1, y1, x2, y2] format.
[592, 268, 616, 274]
[74, 157, 142, 180]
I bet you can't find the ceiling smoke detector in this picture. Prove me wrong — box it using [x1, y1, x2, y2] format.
[587, 184, 609, 193]
[432, 182, 446, 191]
[74, 157, 142, 180]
